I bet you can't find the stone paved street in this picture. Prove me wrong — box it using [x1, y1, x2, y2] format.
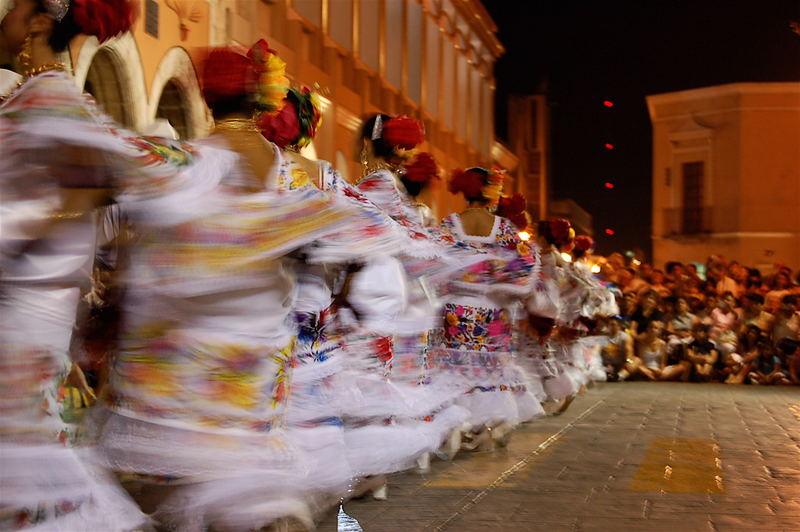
[321, 382, 800, 531]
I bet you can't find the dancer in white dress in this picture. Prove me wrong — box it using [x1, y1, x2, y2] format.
[1, 1, 147, 529]
[436, 167, 545, 450]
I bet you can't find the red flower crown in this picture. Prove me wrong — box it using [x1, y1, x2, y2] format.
[574, 235, 595, 253]
[497, 193, 528, 229]
[403, 152, 439, 184]
[380, 116, 425, 150]
[70, 0, 135, 43]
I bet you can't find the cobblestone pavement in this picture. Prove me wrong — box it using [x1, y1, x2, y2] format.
[321, 382, 800, 531]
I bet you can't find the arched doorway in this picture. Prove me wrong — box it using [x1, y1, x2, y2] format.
[155, 80, 189, 139]
[83, 48, 130, 127]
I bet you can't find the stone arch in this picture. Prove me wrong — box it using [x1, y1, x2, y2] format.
[148, 47, 210, 139]
[73, 33, 148, 131]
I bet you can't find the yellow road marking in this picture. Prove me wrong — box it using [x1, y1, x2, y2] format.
[629, 438, 724, 494]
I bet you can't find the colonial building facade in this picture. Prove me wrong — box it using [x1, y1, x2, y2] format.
[64, 0, 520, 217]
[647, 82, 800, 270]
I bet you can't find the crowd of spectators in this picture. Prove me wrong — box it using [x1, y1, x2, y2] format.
[597, 255, 800, 385]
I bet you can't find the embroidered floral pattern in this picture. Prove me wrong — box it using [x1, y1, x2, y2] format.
[111, 326, 296, 432]
[442, 303, 511, 352]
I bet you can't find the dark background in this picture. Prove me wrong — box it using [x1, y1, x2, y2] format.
[484, 0, 800, 260]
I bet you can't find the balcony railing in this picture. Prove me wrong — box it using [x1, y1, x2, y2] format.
[662, 207, 713, 237]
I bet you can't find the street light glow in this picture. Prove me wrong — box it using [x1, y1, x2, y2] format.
[518, 231, 531, 241]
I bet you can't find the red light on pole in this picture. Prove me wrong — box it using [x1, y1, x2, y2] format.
[603, 100, 614, 107]
[604, 182, 615, 189]
[604, 143, 615, 150]
[604, 228, 615, 236]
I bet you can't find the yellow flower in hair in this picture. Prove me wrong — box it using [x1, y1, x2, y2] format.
[481, 166, 506, 205]
[259, 54, 290, 112]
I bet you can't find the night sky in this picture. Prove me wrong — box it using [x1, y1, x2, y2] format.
[484, 0, 800, 260]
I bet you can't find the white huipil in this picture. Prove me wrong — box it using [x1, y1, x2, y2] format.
[433, 212, 545, 429]
[97, 137, 413, 531]
[285, 161, 454, 487]
[1, 70, 148, 532]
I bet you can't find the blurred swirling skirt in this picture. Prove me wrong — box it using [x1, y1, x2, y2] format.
[0, 287, 145, 531]
[433, 303, 544, 428]
[95, 329, 311, 531]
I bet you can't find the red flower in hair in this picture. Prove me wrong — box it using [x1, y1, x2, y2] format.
[403, 152, 439, 183]
[258, 100, 301, 148]
[247, 39, 276, 65]
[497, 194, 528, 229]
[382, 116, 425, 149]
[548, 218, 573, 246]
[71, 0, 134, 43]
[508, 213, 529, 230]
[574, 235, 595, 253]
[497, 193, 526, 218]
[448, 168, 484, 199]
[201, 47, 254, 103]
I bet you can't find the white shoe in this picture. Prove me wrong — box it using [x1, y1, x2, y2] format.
[462, 428, 493, 452]
[437, 427, 462, 460]
[372, 482, 388, 500]
[490, 421, 514, 447]
[417, 452, 431, 473]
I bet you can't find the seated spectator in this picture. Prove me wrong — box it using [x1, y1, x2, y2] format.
[738, 293, 774, 333]
[780, 339, 800, 384]
[709, 292, 740, 357]
[716, 263, 744, 299]
[765, 272, 792, 313]
[619, 292, 638, 328]
[650, 269, 672, 299]
[628, 321, 688, 381]
[745, 268, 767, 296]
[616, 267, 635, 294]
[601, 317, 633, 381]
[723, 325, 762, 384]
[626, 266, 650, 296]
[772, 295, 799, 346]
[686, 324, 718, 382]
[666, 296, 698, 353]
[630, 290, 663, 340]
[749, 341, 791, 385]
[697, 293, 716, 321]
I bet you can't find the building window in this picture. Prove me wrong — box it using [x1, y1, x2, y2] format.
[681, 161, 704, 234]
[329, 0, 353, 51]
[405, 0, 422, 104]
[424, 18, 439, 117]
[358, 0, 379, 72]
[145, 0, 158, 38]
